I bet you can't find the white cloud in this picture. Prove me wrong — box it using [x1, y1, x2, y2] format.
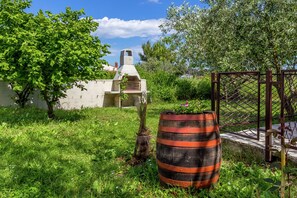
[106, 46, 143, 61]
[147, 0, 161, 3]
[93, 17, 165, 39]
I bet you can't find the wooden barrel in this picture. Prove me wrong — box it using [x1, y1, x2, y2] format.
[156, 111, 221, 188]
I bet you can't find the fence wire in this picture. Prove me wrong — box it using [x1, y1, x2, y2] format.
[217, 72, 260, 139]
[282, 71, 297, 150]
[214, 71, 297, 143]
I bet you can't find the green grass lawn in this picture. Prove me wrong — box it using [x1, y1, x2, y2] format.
[0, 102, 295, 197]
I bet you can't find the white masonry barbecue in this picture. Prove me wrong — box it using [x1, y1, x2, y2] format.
[107, 49, 145, 107]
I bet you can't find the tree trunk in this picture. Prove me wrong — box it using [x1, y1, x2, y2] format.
[263, 13, 295, 116]
[41, 90, 55, 119]
[132, 102, 151, 163]
[273, 51, 295, 117]
[46, 101, 55, 119]
[12, 84, 33, 108]
[274, 82, 295, 117]
[138, 104, 147, 135]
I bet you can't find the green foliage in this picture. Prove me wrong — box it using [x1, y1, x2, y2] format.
[175, 78, 193, 100]
[156, 86, 176, 102]
[0, 103, 295, 197]
[137, 67, 178, 102]
[174, 100, 209, 114]
[138, 65, 211, 102]
[98, 70, 116, 79]
[139, 40, 175, 63]
[34, 8, 109, 118]
[175, 77, 211, 100]
[197, 76, 211, 99]
[161, 0, 297, 71]
[119, 73, 129, 107]
[0, 0, 35, 107]
[148, 71, 177, 102]
[0, 1, 109, 118]
[139, 58, 176, 74]
[138, 40, 187, 75]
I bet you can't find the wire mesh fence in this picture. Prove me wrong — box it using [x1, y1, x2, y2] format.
[214, 72, 260, 139]
[212, 70, 297, 145]
[282, 70, 297, 150]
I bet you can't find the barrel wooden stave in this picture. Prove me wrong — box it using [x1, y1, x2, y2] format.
[156, 112, 221, 188]
[157, 144, 221, 167]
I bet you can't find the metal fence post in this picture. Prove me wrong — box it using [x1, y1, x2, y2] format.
[265, 70, 273, 162]
[216, 73, 221, 125]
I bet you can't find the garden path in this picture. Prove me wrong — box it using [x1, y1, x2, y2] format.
[221, 122, 297, 164]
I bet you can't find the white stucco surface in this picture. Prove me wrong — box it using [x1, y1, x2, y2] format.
[58, 80, 114, 109]
[0, 81, 17, 107]
[0, 79, 147, 109]
[114, 64, 141, 80]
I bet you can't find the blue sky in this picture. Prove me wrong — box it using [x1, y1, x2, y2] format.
[26, 0, 206, 65]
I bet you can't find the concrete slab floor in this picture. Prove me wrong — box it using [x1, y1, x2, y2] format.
[221, 122, 297, 164]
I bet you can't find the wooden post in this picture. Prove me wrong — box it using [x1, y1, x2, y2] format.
[265, 70, 273, 162]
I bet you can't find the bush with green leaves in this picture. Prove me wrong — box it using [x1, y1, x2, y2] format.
[137, 64, 211, 102]
[96, 70, 116, 79]
[137, 67, 177, 102]
[175, 78, 193, 100]
[175, 76, 211, 100]
[174, 100, 209, 114]
[196, 76, 211, 99]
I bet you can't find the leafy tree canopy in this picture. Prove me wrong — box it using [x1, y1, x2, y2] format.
[0, 0, 35, 107]
[161, 0, 297, 72]
[138, 40, 187, 75]
[0, 0, 109, 118]
[139, 40, 175, 63]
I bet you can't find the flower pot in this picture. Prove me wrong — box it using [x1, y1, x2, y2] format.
[156, 111, 221, 188]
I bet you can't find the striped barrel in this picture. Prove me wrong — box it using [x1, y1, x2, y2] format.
[156, 111, 221, 188]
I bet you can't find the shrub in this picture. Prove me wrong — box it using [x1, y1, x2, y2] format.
[96, 71, 116, 79]
[196, 76, 211, 99]
[137, 67, 177, 102]
[155, 86, 176, 102]
[137, 65, 211, 102]
[175, 76, 211, 100]
[175, 78, 193, 100]
[174, 100, 209, 114]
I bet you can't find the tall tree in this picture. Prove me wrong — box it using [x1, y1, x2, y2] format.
[33, 8, 109, 118]
[162, 0, 297, 115]
[139, 40, 175, 63]
[161, 0, 297, 72]
[138, 40, 186, 75]
[0, 0, 35, 107]
[0, 1, 109, 118]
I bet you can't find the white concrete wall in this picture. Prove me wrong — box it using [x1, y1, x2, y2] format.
[0, 81, 17, 107]
[30, 91, 47, 109]
[141, 79, 147, 91]
[0, 79, 147, 109]
[58, 80, 113, 109]
[0, 81, 47, 108]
